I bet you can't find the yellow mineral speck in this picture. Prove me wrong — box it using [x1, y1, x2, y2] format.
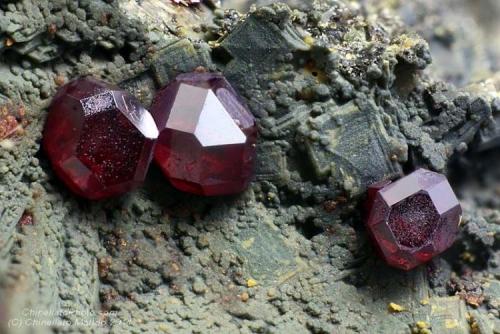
[420, 298, 430, 305]
[416, 321, 429, 329]
[247, 279, 257, 288]
[445, 319, 459, 329]
[318, 22, 329, 29]
[304, 36, 315, 46]
[460, 251, 476, 263]
[430, 302, 446, 314]
[208, 41, 220, 48]
[345, 53, 355, 60]
[242, 238, 255, 249]
[388, 302, 405, 313]
[176, 27, 188, 37]
[400, 34, 417, 49]
[158, 323, 170, 333]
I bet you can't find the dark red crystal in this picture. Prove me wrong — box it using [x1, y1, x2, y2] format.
[364, 179, 392, 215]
[365, 168, 462, 270]
[43, 77, 158, 200]
[151, 72, 257, 196]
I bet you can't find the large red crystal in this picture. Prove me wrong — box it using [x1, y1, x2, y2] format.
[43, 77, 158, 200]
[151, 72, 257, 196]
[365, 169, 462, 270]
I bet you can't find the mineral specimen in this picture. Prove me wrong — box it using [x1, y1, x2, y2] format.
[365, 169, 462, 270]
[43, 77, 158, 200]
[0, 0, 498, 333]
[151, 72, 257, 196]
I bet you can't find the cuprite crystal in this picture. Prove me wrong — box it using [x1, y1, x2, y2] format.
[364, 179, 392, 215]
[365, 168, 462, 270]
[151, 72, 257, 196]
[43, 77, 159, 200]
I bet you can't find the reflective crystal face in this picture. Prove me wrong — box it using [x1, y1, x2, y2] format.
[365, 169, 462, 270]
[151, 72, 257, 196]
[43, 77, 158, 200]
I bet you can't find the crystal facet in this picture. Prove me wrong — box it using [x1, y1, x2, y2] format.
[43, 77, 159, 200]
[365, 169, 462, 270]
[151, 72, 257, 196]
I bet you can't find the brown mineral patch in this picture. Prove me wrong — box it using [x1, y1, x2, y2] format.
[98, 256, 113, 279]
[100, 13, 113, 25]
[323, 200, 338, 212]
[240, 292, 249, 302]
[170, 262, 181, 273]
[458, 292, 484, 308]
[194, 66, 207, 73]
[18, 211, 34, 226]
[100, 288, 119, 311]
[448, 276, 485, 308]
[4, 37, 14, 47]
[48, 23, 57, 37]
[54, 74, 66, 86]
[0, 101, 27, 141]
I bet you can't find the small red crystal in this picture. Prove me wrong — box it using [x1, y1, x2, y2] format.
[151, 72, 257, 196]
[365, 169, 462, 270]
[43, 77, 158, 200]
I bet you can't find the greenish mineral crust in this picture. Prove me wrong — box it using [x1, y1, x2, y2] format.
[297, 100, 402, 195]
[0, 0, 499, 333]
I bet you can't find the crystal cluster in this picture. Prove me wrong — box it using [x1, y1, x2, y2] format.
[44, 72, 257, 199]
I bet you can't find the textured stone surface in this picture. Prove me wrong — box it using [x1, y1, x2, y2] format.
[152, 72, 257, 196]
[172, 0, 201, 4]
[43, 77, 158, 199]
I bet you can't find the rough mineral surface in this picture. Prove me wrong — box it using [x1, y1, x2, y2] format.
[0, 0, 498, 333]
